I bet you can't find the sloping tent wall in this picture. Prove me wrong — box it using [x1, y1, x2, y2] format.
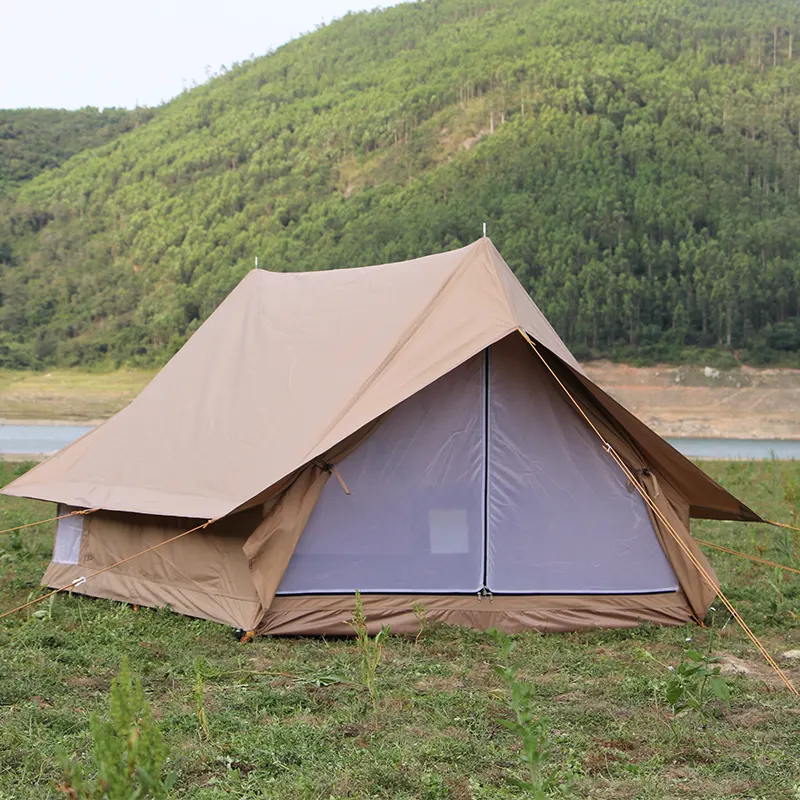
[3, 238, 760, 635]
[276, 336, 679, 599]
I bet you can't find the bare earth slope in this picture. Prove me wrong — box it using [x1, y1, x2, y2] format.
[0, 364, 798, 439]
[584, 362, 800, 439]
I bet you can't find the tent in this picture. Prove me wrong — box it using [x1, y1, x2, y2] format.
[3, 238, 758, 635]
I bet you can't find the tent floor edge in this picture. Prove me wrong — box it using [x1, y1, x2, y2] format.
[256, 591, 694, 636]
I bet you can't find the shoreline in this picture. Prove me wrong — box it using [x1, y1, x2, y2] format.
[0, 418, 104, 427]
[0, 418, 798, 440]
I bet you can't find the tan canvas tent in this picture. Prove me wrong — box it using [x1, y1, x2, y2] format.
[3, 238, 758, 635]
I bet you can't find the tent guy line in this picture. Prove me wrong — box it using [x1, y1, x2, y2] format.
[695, 539, 800, 576]
[0, 506, 99, 536]
[518, 329, 797, 695]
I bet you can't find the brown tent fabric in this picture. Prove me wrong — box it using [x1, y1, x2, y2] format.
[242, 416, 385, 614]
[44, 509, 263, 629]
[3, 238, 757, 635]
[257, 592, 696, 636]
[5, 238, 744, 523]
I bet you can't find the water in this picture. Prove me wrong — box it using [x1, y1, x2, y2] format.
[665, 437, 800, 460]
[0, 424, 95, 455]
[0, 424, 798, 461]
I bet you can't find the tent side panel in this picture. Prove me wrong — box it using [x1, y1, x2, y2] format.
[43, 510, 263, 630]
[486, 335, 680, 594]
[276, 353, 486, 595]
[257, 591, 694, 635]
[534, 343, 719, 618]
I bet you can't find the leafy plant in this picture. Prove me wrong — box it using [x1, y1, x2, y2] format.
[488, 628, 575, 798]
[664, 649, 730, 719]
[646, 636, 731, 732]
[56, 658, 173, 798]
[31, 591, 56, 621]
[347, 589, 389, 724]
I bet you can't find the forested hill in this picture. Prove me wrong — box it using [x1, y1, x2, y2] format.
[3, 0, 800, 368]
[0, 108, 153, 195]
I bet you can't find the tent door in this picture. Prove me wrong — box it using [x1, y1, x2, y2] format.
[276, 335, 679, 597]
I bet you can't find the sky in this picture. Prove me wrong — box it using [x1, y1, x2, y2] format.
[1, 1, 400, 110]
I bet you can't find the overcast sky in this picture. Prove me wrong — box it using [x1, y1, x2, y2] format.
[2, 1, 401, 110]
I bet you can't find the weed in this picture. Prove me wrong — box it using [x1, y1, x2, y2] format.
[56, 658, 174, 798]
[194, 659, 210, 741]
[31, 592, 56, 622]
[347, 589, 389, 724]
[412, 600, 428, 645]
[646, 634, 731, 736]
[489, 628, 575, 798]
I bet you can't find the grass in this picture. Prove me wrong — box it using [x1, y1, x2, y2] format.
[0, 369, 155, 422]
[1, 460, 799, 798]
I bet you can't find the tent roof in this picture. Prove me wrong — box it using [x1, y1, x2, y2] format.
[3, 238, 756, 523]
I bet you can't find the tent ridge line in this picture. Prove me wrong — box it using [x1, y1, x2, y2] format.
[297, 242, 487, 467]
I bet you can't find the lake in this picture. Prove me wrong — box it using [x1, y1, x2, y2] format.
[0, 424, 94, 456]
[665, 437, 800, 460]
[0, 424, 798, 461]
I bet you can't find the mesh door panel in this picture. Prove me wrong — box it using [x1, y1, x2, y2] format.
[486, 336, 679, 594]
[277, 353, 485, 594]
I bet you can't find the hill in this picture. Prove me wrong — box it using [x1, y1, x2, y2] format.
[0, 107, 152, 195]
[2, 0, 800, 368]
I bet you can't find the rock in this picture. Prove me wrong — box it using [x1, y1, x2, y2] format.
[718, 655, 752, 676]
[704, 366, 721, 379]
[780, 650, 800, 660]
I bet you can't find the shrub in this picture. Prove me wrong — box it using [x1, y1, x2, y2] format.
[57, 658, 173, 798]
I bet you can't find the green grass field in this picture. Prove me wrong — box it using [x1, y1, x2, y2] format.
[1, 460, 799, 799]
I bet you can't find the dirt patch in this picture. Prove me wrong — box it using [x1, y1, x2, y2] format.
[65, 674, 108, 690]
[727, 708, 772, 728]
[584, 737, 654, 776]
[717, 652, 790, 689]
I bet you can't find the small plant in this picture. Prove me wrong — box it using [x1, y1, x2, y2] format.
[31, 591, 56, 621]
[57, 658, 173, 798]
[647, 635, 731, 733]
[488, 629, 574, 798]
[347, 590, 389, 723]
[783, 477, 800, 528]
[194, 658, 211, 741]
[412, 601, 428, 645]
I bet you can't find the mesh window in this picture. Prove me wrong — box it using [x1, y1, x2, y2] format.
[486, 336, 679, 594]
[277, 353, 485, 594]
[53, 505, 84, 565]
